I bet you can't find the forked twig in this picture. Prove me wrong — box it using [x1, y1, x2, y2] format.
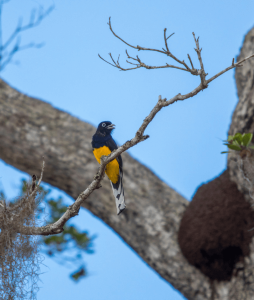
[98, 17, 198, 74]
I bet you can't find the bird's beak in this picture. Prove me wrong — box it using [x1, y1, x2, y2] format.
[107, 124, 116, 130]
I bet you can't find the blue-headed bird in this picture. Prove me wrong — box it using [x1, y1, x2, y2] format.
[91, 121, 126, 214]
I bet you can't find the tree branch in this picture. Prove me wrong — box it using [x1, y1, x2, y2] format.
[98, 17, 198, 73]
[192, 32, 207, 87]
[0, 3, 53, 71]
[14, 48, 254, 235]
[99, 17, 254, 90]
[206, 54, 254, 84]
[1, 5, 53, 51]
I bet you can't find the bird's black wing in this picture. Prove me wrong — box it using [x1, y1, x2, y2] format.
[105, 137, 125, 214]
[105, 137, 123, 169]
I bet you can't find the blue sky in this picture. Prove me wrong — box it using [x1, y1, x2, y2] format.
[1, 0, 254, 299]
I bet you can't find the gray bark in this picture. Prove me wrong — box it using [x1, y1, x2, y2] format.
[0, 79, 211, 299]
[0, 26, 254, 300]
[228, 27, 254, 204]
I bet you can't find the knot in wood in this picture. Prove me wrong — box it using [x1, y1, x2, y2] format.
[190, 69, 199, 75]
[202, 81, 208, 89]
[142, 135, 149, 141]
[158, 98, 166, 106]
[68, 204, 79, 217]
[93, 173, 100, 180]
[41, 224, 56, 235]
[136, 131, 142, 138]
[125, 140, 132, 147]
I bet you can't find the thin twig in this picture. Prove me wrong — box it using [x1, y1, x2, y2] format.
[166, 32, 175, 40]
[98, 18, 196, 74]
[9, 159, 45, 212]
[1, 6, 53, 51]
[206, 54, 254, 84]
[164, 28, 191, 71]
[192, 32, 207, 87]
[187, 54, 195, 70]
[98, 53, 118, 68]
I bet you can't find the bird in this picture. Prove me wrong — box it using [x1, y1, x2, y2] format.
[91, 121, 126, 215]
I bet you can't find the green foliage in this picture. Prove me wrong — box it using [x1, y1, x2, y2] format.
[221, 133, 253, 154]
[41, 189, 94, 282]
[242, 133, 253, 147]
[70, 266, 86, 281]
[43, 196, 94, 252]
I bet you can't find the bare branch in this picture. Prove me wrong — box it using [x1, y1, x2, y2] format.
[98, 17, 199, 74]
[163, 28, 192, 71]
[192, 32, 207, 87]
[99, 51, 188, 72]
[30, 174, 37, 192]
[0, 39, 44, 71]
[9, 159, 45, 213]
[206, 54, 254, 84]
[0, 4, 53, 71]
[98, 53, 119, 68]
[1, 5, 53, 51]
[187, 53, 196, 71]
[166, 32, 175, 40]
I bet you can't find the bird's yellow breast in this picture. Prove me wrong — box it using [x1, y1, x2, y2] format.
[93, 146, 119, 184]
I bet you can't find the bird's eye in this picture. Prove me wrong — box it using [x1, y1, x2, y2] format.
[102, 123, 106, 127]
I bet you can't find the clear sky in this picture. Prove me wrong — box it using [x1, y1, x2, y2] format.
[1, 0, 254, 299]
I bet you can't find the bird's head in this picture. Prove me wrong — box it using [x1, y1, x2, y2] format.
[96, 121, 115, 136]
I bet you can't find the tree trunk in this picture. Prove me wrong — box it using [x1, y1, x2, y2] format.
[0, 26, 254, 300]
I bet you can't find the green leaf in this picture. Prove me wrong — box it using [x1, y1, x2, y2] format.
[70, 267, 86, 281]
[221, 151, 229, 154]
[228, 144, 242, 151]
[232, 140, 241, 147]
[227, 135, 234, 142]
[233, 133, 243, 145]
[249, 145, 254, 149]
[242, 133, 253, 147]
[234, 133, 242, 138]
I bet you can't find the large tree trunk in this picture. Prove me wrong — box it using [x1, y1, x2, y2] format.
[0, 27, 254, 300]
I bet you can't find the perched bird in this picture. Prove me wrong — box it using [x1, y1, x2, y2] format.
[91, 121, 126, 214]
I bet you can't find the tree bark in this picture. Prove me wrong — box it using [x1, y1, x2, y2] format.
[0, 78, 211, 299]
[0, 26, 254, 300]
[228, 27, 254, 203]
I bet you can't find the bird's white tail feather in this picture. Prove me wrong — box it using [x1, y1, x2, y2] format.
[110, 169, 126, 215]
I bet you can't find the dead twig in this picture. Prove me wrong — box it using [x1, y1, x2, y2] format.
[98, 17, 197, 73]
[9, 159, 45, 212]
[192, 32, 208, 87]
